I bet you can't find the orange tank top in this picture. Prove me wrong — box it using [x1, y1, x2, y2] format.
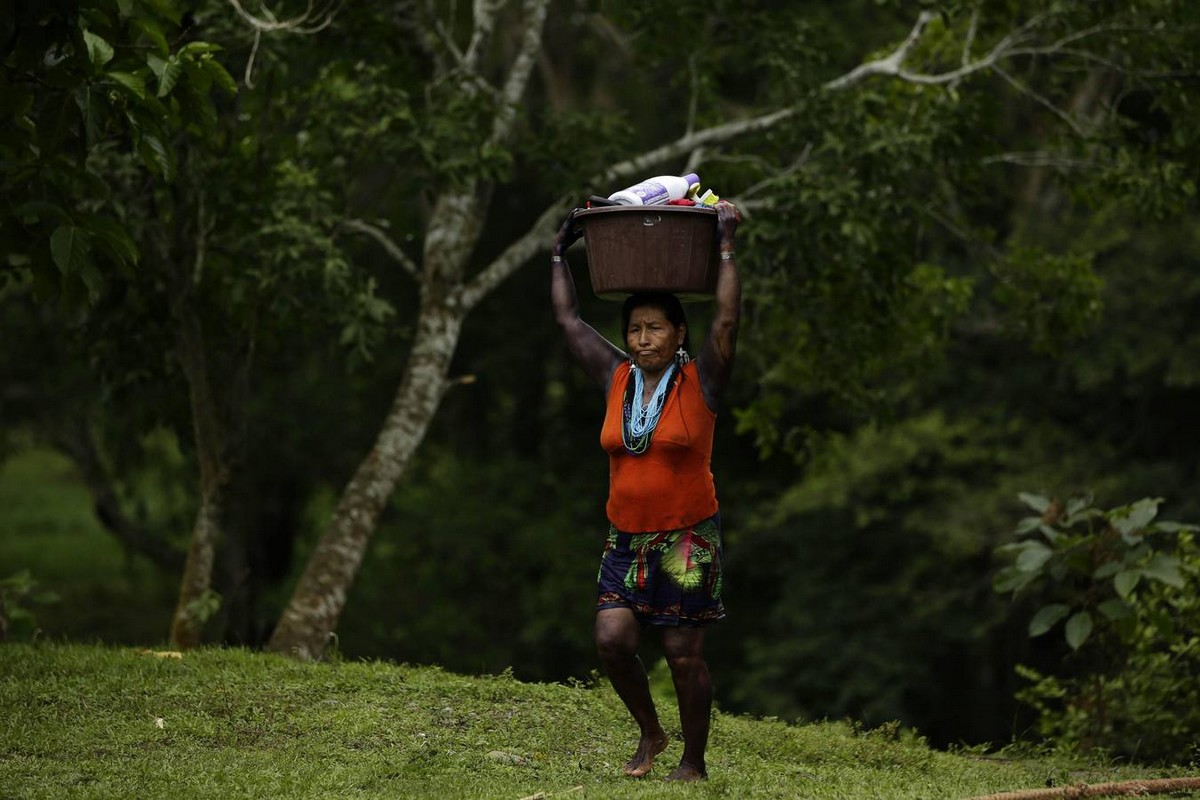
[600, 361, 719, 532]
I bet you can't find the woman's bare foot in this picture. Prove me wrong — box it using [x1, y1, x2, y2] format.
[622, 732, 669, 777]
[664, 760, 707, 781]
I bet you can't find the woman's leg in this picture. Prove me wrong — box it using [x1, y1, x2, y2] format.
[594, 607, 669, 777]
[662, 626, 710, 780]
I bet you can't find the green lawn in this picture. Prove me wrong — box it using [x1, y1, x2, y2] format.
[2, 643, 1197, 799]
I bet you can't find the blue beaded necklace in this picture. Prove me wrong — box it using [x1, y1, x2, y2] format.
[622, 362, 678, 454]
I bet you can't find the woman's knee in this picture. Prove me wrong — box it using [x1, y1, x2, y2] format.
[594, 611, 639, 661]
[662, 627, 705, 667]
[665, 651, 705, 676]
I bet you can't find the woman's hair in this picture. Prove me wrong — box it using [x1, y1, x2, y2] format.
[621, 292, 691, 352]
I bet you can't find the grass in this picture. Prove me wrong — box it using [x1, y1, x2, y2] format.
[2, 644, 1198, 799]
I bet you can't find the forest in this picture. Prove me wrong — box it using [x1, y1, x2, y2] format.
[2, 0, 1199, 763]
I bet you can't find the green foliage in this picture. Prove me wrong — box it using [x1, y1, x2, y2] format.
[0, 447, 179, 644]
[995, 494, 1200, 760]
[727, 0, 1200, 455]
[0, 570, 59, 641]
[0, 0, 237, 312]
[328, 450, 600, 681]
[249, 158, 396, 362]
[2, 643, 1190, 799]
[729, 72, 991, 452]
[991, 248, 1103, 354]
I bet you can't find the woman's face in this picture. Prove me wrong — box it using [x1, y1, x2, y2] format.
[626, 305, 685, 377]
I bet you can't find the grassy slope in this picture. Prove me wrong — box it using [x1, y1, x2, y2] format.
[2, 644, 1196, 800]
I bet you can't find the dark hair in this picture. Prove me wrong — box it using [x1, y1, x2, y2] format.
[621, 292, 691, 352]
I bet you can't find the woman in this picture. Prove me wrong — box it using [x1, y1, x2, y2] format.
[550, 200, 741, 781]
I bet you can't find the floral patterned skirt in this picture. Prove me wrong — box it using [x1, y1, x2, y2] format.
[595, 514, 725, 627]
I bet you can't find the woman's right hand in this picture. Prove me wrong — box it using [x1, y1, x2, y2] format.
[553, 209, 585, 257]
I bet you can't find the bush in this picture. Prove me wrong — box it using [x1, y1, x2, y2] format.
[995, 493, 1200, 761]
[0, 569, 59, 641]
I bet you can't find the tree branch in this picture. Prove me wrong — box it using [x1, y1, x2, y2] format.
[822, 9, 1054, 91]
[342, 219, 421, 279]
[824, 11, 938, 90]
[961, 8, 979, 69]
[464, 0, 504, 74]
[392, 0, 446, 75]
[991, 64, 1086, 136]
[981, 152, 1098, 169]
[488, 0, 550, 148]
[597, 106, 799, 188]
[227, 0, 343, 87]
[458, 193, 573, 310]
[740, 143, 813, 202]
[226, 0, 342, 33]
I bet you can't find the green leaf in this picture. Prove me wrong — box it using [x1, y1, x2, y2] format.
[15, 201, 71, 225]
[108, 71, 147, 100]
[1038, 524, 1062, 543]
[1065, 494, 1092, 518]
[132, 18, 169, 55]
[1093, 561, 1120, 579]
[0, 569, 34, 590]
[147, 53, 167, 79]
[1015, 540, 1054, 574]
[1114, 569, 1141, 598]
[1142, 553, 1185, 589]
[83, 30, 115, 68]
[79, 263, 104, 302]
[1110, 497, 1161, 538]
[993, 566, 1035, 594]
[1064, 611, 1094, 650]
[50, 226, 90, 274]
[156, 57, 184, 98]
[87, 215, 140, 268]
[202, 58, 239, 96]
[1018, 492, 1051, 514]
[1015, 516, 1041, 534]
[1155, 521, 1200, 533]
[1028, 603, 1070, 637]
[1097, 598, 1131, 621]
[180, 42, 224, 57]
[137, 130, 174, 180]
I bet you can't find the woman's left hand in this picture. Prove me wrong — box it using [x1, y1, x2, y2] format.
[715, 200, 741, 249]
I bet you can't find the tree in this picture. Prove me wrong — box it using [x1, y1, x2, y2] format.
[1, 0, 236, 308]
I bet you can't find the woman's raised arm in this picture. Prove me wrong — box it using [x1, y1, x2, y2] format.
[551, 209, 625, 390]
[696, 201, 742, 411]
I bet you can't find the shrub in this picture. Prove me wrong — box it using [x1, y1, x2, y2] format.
[994, 493, 1200, 761]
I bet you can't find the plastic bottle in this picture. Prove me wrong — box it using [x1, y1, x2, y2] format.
[607, 173, 700, 206]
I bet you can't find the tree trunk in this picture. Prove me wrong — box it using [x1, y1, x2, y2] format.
[168, 264, 233, 650]
[170, 488, 224, 648]
[266, 290, 465, 659]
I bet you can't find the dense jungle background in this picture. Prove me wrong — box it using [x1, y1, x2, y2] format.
[3, 0, 1199, 761]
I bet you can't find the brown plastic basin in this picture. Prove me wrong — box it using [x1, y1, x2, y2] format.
[576, 205, 718, 301]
